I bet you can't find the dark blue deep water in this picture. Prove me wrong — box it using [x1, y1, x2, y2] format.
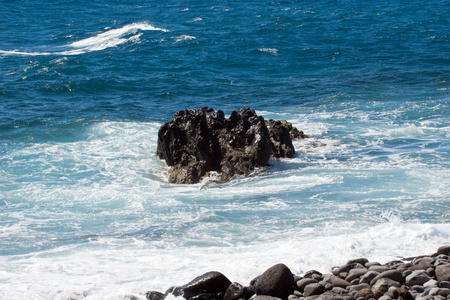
[1, 1, 449, 299]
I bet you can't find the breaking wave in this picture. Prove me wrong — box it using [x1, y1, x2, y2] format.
[0, 22, 169, 56]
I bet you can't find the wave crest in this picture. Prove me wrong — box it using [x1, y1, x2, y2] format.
[0, 22, 169, 56]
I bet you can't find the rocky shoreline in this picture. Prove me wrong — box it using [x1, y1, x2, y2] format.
[145, 246, 450, 300]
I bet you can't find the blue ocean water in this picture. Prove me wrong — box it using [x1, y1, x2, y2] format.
[1, 1, 449, 299]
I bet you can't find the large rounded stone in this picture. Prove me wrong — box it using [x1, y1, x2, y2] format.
[436, 265, 450, 282]
[370, 270, 404, 286]
[371, 278, 400, 294]
[437, 246, 450, 256]
[169, 271, 231, 299]
[303, 283, 325, 297]
[410, 257, 435, 271]
[354, 288, 374, 300]
[296, 278, 318, 292]
[347, 283, 370, 292]
[345, 268, 368, 282]
[406, 270, 432, 286]
[331, 277, 351, 289]
[346, 258, 369, 266]
[359, 271, 379, 284]
[368, 265, 389, 273]
[255, 263, 295, 298]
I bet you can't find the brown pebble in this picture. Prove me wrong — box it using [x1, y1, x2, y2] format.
[296, 278, 317, 292]
[436, 265, 450, 282]
[370, 270, 404, 287]
[354, 288, 374, 300]
[373, 289, 384, 300]
[303, 283, 325, 297]
[333, 277, 351, 289]
[393, 286, 414, 300]
[437, 245, 450, 256]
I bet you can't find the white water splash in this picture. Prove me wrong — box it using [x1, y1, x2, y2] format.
[174, 35, 196, 43]
[0, 22, 169, 56]
[258, 48, 279, 55]
[1, 116, 449, 299]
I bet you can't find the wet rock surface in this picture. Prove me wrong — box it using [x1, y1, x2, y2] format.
[254, 263, 295, 299]
[146, 246, 450, 300]
[165, 271, 231, 300]
[156, 107, 306, 184]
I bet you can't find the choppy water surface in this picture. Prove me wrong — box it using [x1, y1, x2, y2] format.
[1, 1, 449, 299]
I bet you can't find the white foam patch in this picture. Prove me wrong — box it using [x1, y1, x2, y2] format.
[1, 221, 448, 299]
[363, 124, 427, 138]
[0, 22, 169, 56]
[188, 17, 203, 23]
[173, 35, 196, 43]
[1, 115, 449, 299]
[258, 48, 279, 55]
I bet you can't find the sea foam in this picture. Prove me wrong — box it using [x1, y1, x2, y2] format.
[1, 221, 448, 299]
[0, 22, 169, 56]
[1, 116, 448, 299]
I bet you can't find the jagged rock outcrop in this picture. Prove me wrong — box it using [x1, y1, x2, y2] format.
[264, 119, 295, 159]
[156, 107, 305, 184]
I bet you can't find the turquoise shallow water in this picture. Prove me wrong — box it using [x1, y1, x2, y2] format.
[0, 1, 449, 299]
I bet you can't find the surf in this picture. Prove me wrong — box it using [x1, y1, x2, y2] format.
[0, 22, 169, 56]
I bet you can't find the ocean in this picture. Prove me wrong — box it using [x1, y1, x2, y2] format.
[0, 0, 449, 299]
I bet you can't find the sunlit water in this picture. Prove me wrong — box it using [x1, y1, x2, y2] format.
[1, 1, 449, 299]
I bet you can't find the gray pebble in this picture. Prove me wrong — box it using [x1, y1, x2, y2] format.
[331, 287, 346, 294]
[370, 270, 404, 287]
[411, 285, 425, 293]
[331, 277, 350, 289]
[345, 268, 367, 282]
[439, 288, 450, 297]
[424, 279, 438, 288]
[371, 278, 400, 293]
[303, 283, 325, 297]
[365, 262, 381, 268]
[406, 269, 432, 286]
[288, 294, 299, 300]
[439, 281, 450, 289]
[368, 265, 389, 273]
[296, 278, 318, 293]
[436, 264, 450, 282]
[359, 271, 379, 284]
[347, 283, 370, 292]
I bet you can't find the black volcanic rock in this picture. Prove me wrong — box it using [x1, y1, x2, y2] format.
[156, 107, 304, 184]
[147, 246, 450, 300]
[223, 282, 255, 300]
[254, 263, 295, 299]
[264, 119, 295, 159]
[167, 271, 231, 300]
